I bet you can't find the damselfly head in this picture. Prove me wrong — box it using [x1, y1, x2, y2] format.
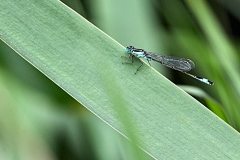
[126, 46, 134, 53]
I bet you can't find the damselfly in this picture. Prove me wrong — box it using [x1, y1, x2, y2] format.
[122, 46, 214, 85]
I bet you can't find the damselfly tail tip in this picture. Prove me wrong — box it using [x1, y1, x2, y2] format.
[202, 78, 214, 85]
[196, 76, 214, 85]
[208, 81, 214, 85]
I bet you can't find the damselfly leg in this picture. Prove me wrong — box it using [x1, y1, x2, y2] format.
[122, 54, 144, 74]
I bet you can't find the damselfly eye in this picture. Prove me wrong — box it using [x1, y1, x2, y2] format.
[126, 46, 132, 52]
[126, 46, 135, 52]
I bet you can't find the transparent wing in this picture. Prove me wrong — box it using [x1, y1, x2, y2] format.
[147, 52, 195, 72]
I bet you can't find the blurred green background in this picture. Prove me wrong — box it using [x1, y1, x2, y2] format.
[1, 0, 240, 159]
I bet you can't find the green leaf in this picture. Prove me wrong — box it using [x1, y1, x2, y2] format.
[1, 0, 240, 159]
[179, 85, 228, 122]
